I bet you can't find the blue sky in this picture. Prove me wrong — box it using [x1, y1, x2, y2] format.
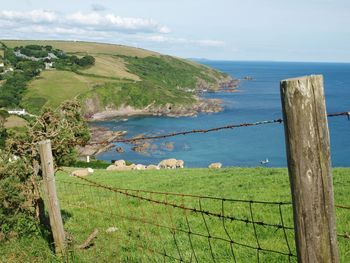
[1, 0, 349, 62]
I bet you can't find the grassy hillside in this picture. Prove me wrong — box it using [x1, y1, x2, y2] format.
[1, 40, 231, 115]
[1, 168, 349, 262]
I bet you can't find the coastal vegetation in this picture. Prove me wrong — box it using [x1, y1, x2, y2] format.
[0, 101, 89, 250]
[0, 40, 234, 118]
[0, 42, 95, 109]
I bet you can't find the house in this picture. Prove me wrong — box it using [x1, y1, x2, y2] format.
[48, 53, 58, 59]
[8, 109, 27, 115]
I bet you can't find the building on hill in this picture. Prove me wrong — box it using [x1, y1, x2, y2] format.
[48, 53, 58, 59]
[7, 109, 26, 115]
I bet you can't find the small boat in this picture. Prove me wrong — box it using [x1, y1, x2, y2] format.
[260, 158, 269, 165]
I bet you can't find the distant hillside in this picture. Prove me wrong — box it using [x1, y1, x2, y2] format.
[0, 40, 236, 119]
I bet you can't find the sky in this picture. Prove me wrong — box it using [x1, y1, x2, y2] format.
[1, 0, 350, 62]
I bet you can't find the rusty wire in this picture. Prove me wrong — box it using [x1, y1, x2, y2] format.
[59, 176, 297, 261]
[85, 110, 349, 145]
[56, 174, 350, 261]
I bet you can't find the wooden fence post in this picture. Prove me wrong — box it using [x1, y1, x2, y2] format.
[280, 75, 339, 262]
[38, 140, 66, 255]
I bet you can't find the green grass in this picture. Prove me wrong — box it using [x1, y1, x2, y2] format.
[4, 115, 27, 128]
[3, 167, 346, 262]
[21, 71, 107, 113]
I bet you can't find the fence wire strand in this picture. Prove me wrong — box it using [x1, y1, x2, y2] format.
[85, 111, 349, 145]
[56, 175, 298, 262]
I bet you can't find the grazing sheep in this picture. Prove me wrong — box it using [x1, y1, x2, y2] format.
[158, 158, 178, 169]
[114, 160, 126, 167]
[106, 165, 119, 171]
[208, 163, 222, 169]
[132, 164, 146, 170]
[107, 164, 135, 171]
[71, 168, 94, 177]
[146, 165, 160, 170]
[176, 160, 184, 168]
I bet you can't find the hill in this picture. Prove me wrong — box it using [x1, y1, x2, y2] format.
[0, 40, 236, 119]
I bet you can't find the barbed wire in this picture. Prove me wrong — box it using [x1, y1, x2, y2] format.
[85, 110, 349, 145]
[72, 176, 295, 230]
[335, 204, 350, 210]
[57, 177, 297, 262]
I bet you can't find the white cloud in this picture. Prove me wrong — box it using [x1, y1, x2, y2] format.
[0, 9, 224, 50]
[159, 26, 171, 34]
[0, 10, 170, 34]
[0, 10, 57, 23]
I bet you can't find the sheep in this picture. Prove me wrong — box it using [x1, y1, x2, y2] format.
[132, 164, 146, 170]
[176, 160, 184, 168]
[71, 168, 94, 176]
[146, 165, 160, 170]
[208, 163, 222, 169]
[114, 160, 126, 167]
[158, 158, 178, 169]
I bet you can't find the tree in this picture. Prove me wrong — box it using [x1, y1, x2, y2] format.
[77, 55, 95, 67]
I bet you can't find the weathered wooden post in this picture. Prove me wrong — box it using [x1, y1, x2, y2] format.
[38, 140, 66, 255]
[280, 75, 339, 262]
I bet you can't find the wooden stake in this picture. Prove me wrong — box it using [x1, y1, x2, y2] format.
[38, 140, 65, 255]
[280, 75, 339, 262]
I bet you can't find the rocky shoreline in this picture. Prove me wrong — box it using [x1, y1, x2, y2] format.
[79, 77, 238, 155]
[88, 77, 238, 121]
[89, 97, 223, 121]
[77, 126, 127, 157]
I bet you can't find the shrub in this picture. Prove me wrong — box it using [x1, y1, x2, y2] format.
[1, 100, 90, 240]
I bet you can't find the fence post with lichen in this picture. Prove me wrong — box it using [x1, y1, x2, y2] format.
[280, 75, 339, 262]
[38, 139, 66, 255]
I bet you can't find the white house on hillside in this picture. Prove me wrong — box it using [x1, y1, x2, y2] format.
[8, 109, 27, 115]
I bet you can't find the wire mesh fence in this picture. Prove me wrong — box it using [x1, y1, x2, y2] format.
[55, 175, 298, 262]
[55, 175, 350, 262]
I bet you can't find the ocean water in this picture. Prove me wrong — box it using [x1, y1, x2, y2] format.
[94, 61, 350, 167]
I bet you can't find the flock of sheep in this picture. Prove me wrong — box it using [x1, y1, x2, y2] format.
[70, 159, 222, 177]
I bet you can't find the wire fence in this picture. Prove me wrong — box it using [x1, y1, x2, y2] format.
[56, 175, 296, 262]
[53, 174, 350, 262]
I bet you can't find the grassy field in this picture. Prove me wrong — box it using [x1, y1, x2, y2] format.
[80, 54, 140, 81]
[4, 115, 27, 128]
[1, 40, 158, 58]
[21, 71, 121, 113]
[2, 167, 349, 262]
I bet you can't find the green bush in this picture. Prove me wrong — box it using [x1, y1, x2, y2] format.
[1, 101, 90, 241]
[73, 160, 111, 169]
[0, 153, 39, 238]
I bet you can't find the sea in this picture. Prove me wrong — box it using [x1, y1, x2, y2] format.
[94, 61, 350, 167]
